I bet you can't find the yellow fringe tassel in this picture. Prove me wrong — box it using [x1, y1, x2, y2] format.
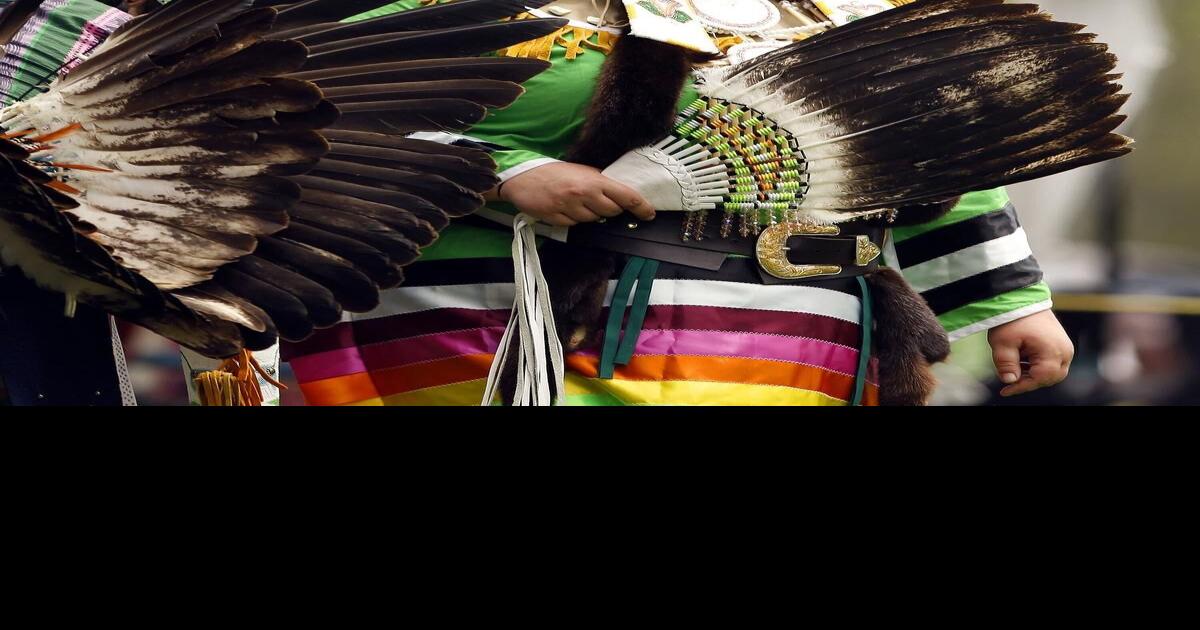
[497, 13, 617, 61]
[712, 35, 745, 53]
[194, 349, 287, 407]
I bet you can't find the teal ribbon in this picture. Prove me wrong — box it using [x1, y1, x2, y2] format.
[600, 256, 658, 379]
[617, 259, 659, 365]
[851, 276, 874, 407]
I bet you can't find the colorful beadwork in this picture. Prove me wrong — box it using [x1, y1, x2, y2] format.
[666, 96, 810, 242]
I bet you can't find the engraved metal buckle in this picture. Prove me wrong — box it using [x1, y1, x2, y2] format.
[756, 224, 882, 280]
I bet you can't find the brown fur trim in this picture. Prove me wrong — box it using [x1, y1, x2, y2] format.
[554, 32, 703, 327]
[553, 33, 701, 354]
[539, 240, 618, 351]
[865, 268, 952, 406]
[564, 35, 698, 168]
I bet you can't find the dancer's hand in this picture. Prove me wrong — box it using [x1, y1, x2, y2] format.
[490, 162, 656, 227]
[989, 310, 1075, 397]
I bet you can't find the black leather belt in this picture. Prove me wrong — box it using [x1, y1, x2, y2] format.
[461, 211, 886, 285]
[569, 212, 885, 285]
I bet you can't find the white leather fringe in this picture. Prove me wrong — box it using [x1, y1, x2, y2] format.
[481, 214, 566, 406]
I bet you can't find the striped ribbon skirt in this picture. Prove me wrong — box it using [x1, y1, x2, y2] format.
[282, 253, 880, 406]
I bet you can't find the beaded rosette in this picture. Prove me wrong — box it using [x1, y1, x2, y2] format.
[612, 94, 814, 242]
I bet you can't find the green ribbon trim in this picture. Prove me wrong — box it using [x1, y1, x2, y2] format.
[851, 276, 874, 407]
[616, 259, 659, 366]
[599, 257, 647, 379]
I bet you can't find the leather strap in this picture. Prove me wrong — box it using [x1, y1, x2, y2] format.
[569, 212, 885, 283]
[460, 212, 885, 284]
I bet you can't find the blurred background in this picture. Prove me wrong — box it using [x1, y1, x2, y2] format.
[931, 0, 1200, 406]
[113, 0, 1200, 406]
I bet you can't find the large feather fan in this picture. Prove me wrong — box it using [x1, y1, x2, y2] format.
[602, 0, 1135, 234]
[0, 0, 562, 357]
